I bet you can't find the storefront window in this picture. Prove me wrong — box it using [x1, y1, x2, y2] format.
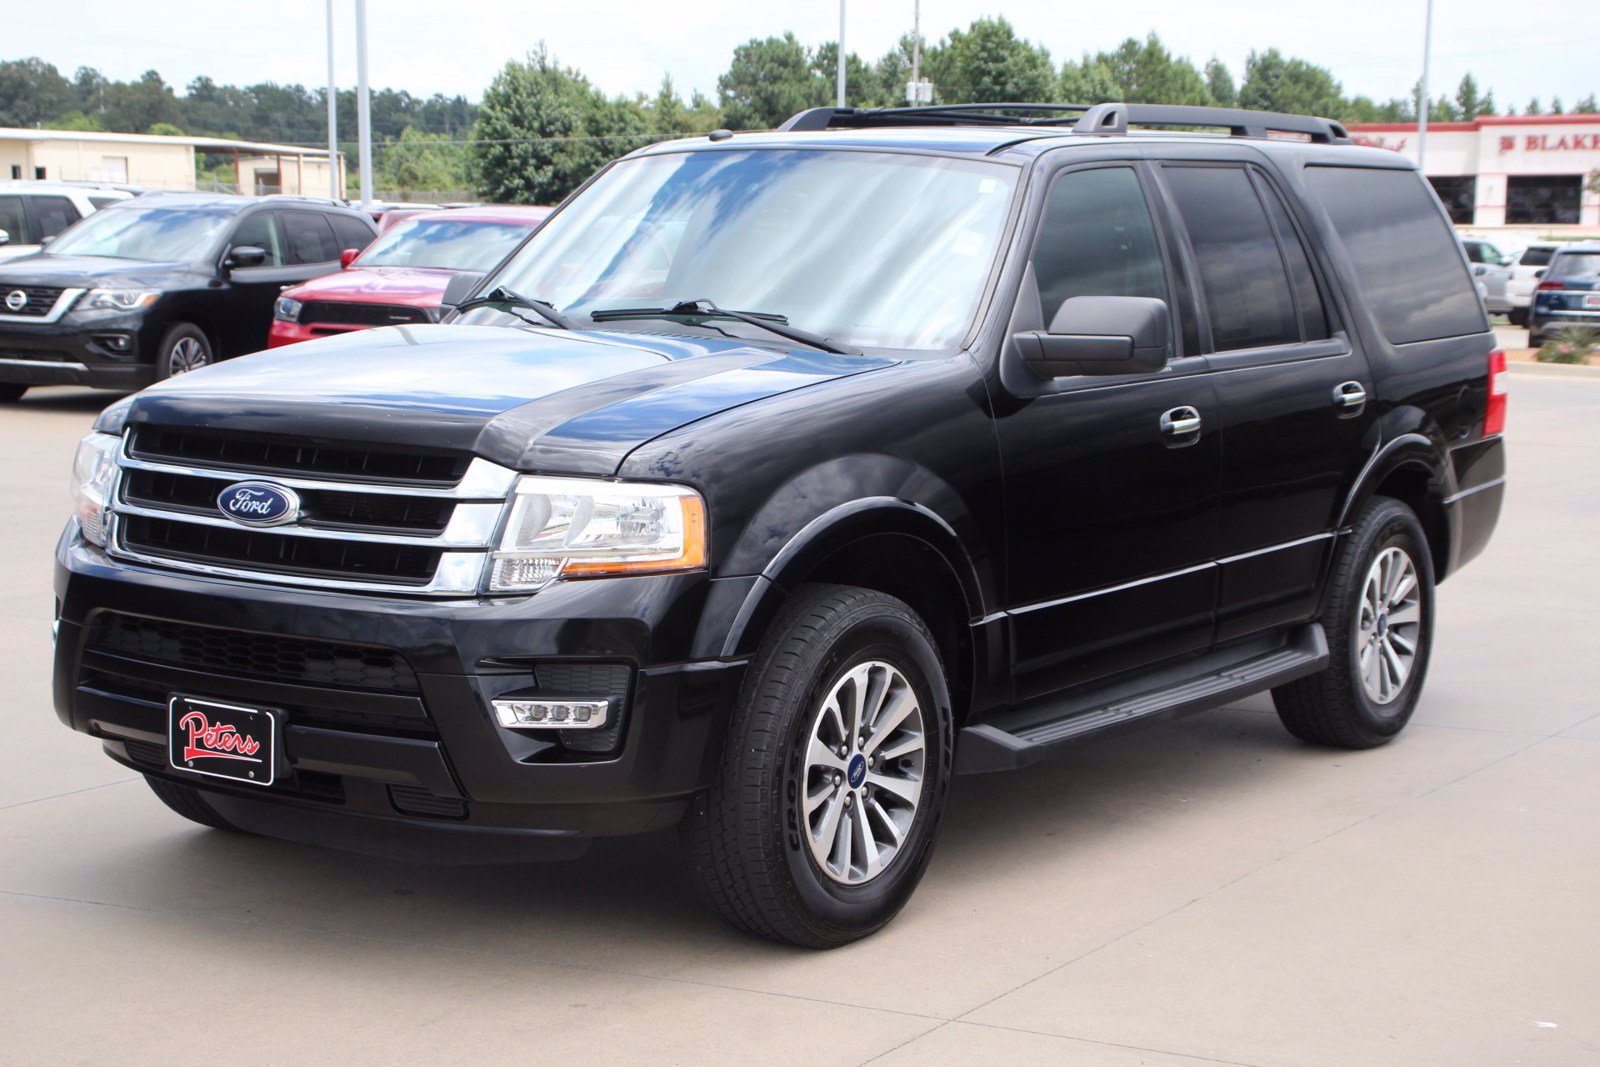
[1428, 176, 1476, 224]
[1506, 176, 1582, 225]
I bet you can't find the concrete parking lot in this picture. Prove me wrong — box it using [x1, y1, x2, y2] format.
[1, 371, 1597, 1066]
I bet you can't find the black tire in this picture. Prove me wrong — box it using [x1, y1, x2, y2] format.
[155, 322, 214, 380]
[680, 584, 953, 948]
[1508, 307, 1528, 328]
[0, 383, 26, 402]
[1273, 496, 1435, 748]
[144, 775, 242, 832]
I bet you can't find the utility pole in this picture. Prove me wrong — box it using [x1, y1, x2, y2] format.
[837, 0, 847, 108]
[355, 0, 373, 209]
[1418, 0, 1434, 171]
[911, 0, 921, 98]
[325, 0, 338, 199]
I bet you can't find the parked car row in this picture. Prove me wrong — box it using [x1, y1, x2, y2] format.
[1529, 241, 1600, 342]
[0, 181, 136, 261]
[0, 192, 548, 400]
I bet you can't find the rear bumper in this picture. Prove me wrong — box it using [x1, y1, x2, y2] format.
[54, 532, 755, 857]
[1443, 435, 1506, 577]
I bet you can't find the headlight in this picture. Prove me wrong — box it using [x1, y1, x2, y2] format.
[70, 432, 120, 547]
[487, 476, 706, 592]
[79, 288, 160, 312]
[274, 296, 303, 322]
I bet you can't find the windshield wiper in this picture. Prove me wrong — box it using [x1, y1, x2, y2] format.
[589, 299, 859, 355]
[454, 286, 577, 329]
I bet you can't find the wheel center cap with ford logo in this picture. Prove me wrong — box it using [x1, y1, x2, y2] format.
[846, 753, 867, 789]
[217, 481, 301, 527]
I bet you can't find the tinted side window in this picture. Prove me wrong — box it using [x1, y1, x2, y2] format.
[30, 196, 81, 239]
[1520, 247, 1554, 268]
[1255, 175, 1329, 341]
[329, 213, 375, 253]
[1304, 166, 1484, 345]
[282, 212, 338, 264]
[0, 196, 26, 243]
[229, 212, 285, 266]
[1031, 167, 1169, 325]
[88, 196, 122, 210]
[1163, 165, 1298, 352]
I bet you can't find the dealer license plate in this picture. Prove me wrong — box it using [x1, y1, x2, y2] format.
[168, 696, 276, 786]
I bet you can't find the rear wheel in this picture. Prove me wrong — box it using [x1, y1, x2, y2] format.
[1273, 497, 1435, 748]
[1508, 307, 1528, 327]
[0, 384, 26, 402]
[144, 775, 242, 832]
[680, 584, 953, 947]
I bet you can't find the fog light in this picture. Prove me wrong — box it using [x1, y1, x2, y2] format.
[493, 698, 609, 730]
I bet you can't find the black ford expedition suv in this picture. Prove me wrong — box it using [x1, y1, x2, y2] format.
[0, 192, 374, 400]
[53, 104, 1506, 947]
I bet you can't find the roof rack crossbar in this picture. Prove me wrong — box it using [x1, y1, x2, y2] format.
[778, 102, 1352, 144]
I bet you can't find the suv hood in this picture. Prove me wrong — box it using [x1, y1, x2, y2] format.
[282, 265, 456, 308]
[0, 255, 196, 288]
[128, 323, 897, 476]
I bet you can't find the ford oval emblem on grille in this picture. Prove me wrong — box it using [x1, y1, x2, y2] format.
[217, 482, 301, 527]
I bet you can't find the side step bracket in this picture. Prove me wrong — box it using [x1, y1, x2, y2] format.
[956, 625, 1328, 774]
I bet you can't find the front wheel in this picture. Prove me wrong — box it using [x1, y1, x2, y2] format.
[1273, 497, 1435, 748]
[680, 584, 953, 947]
[155, 322, 214, 380]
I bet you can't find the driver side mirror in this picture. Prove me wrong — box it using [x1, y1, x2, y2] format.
[0, 229, 9, 248]
[1500, 256, 1515, 267]
[439, 271, 486, 316]
[225, 245, 268, 270]
[1015, 295, 1170, 378]
[340, 247, 360, 269]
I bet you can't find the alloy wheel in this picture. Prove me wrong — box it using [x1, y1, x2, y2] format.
[1356, 546, 1423, 706]
[168, 336, 211, 375]
[800, 660, 926, 885]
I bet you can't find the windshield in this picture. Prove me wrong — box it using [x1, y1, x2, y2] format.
[357, 217, 535, 271]
[1552, 252, 1600, 281]
[479, 148, 1018, 350]
[46, 203, 232, 261]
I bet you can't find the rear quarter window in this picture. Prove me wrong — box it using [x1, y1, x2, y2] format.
[1303, 166, 1485, 345]
[1519, 246, 1554, 267]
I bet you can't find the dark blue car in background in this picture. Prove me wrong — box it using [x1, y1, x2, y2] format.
[1530, 242, 1600, 343]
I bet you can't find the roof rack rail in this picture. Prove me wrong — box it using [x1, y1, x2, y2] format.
[260, 193, 347, 207]
[778, 102, 1351, 144]
[1072, 103, 1350, 143]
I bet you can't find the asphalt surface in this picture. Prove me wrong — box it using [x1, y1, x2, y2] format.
[2, 371, 1597, 1066]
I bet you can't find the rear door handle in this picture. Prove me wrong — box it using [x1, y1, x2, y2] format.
[1160, 406, 1202, 439]
[1333, 380, 1367, 414]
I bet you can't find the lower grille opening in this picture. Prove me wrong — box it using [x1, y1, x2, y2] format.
[123, 739, 347, 804]
[388, 784, 467, 820]
[121, 513, 442, 585]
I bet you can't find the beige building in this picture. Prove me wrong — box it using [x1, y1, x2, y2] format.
[0, 127, 343, 196]
[1346, 114, 1600, 236]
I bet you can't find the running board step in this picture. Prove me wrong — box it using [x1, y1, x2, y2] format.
[956, 624, 1328, 774]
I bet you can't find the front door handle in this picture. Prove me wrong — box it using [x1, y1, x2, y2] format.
[1160, 406, 1202, 440]
[1333, 381, 1367, 414]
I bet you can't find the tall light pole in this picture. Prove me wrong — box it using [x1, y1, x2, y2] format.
[1418, 0, 1434, 171]
[837, 0, 847, 108]
[355, 0, 373, 209]
[911, 0, 921, 100]
[325, 0, 338, 199]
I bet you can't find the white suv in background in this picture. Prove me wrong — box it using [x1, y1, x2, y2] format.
[0, 182, 136, 261]
[1507, 242, 1562, 327]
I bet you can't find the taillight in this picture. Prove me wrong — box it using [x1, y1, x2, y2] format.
[1484, 348, 1507, 437]
[1536, 280, 1563, 291]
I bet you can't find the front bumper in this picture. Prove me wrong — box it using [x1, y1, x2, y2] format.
[54, 534, 755, 858]
[267, 319, 373, 347]
[0, 315, 155, 389]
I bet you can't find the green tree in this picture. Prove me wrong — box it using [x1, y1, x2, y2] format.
[473, 45, 646, 205]
[810, 42, 878, 108]
[1239, 48, 1346, 116]
[1058, 59, 1122, 104]
[1205, 58, 1237, 107]
[1576, 93, 1599, 113]
[373, 125, 470, 197]
[1526, 97, 1544, 115]
[0, 58, 77, 126]
[924, 17, 1056, 104]
[717, 33, 829, 128]
[1454, 73, 1490, 118]
[101, 70, 182, 133]
[1075, 34, 1214, 105]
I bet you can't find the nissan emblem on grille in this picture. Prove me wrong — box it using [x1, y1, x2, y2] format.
[4, 290, 25, 312]
[216, 481, 301, 527]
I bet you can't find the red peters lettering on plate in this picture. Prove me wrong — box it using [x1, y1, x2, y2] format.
[179, 710, 262, 763]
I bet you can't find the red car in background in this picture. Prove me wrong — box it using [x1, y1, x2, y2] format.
[268, 205, 551, 346]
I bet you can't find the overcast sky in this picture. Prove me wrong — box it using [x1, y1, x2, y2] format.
[10, 1, 1596, 123]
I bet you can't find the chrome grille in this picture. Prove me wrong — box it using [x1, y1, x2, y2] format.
[107, 427, 517, 596]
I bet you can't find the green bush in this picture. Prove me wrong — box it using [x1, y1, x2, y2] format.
[1538, 325, 1600, 365]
